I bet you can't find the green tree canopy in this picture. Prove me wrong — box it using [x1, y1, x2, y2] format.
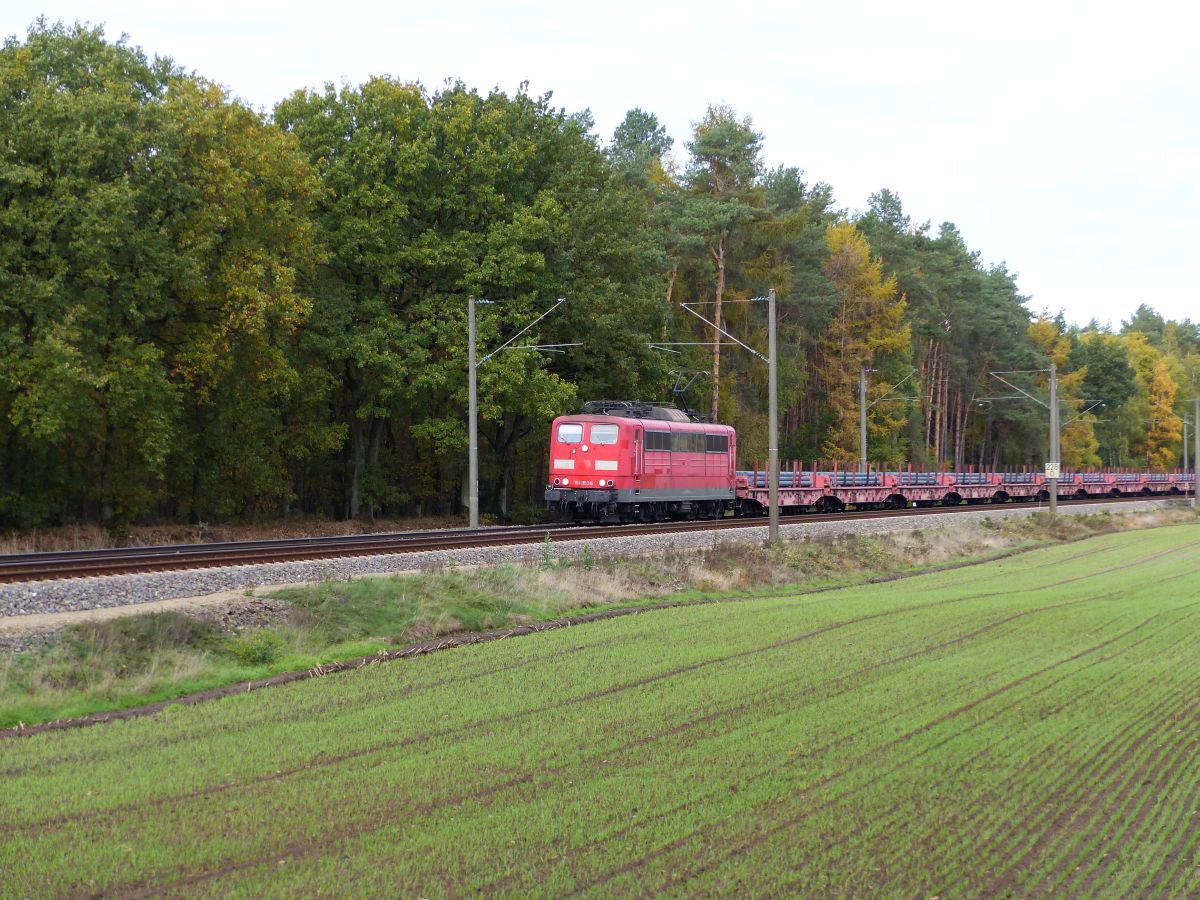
[276, 80, 668, 517]
[0, 21, 324, 525]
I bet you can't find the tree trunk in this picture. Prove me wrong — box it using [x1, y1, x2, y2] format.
[500, 457, 513, 518]
[931, 345, 943, 463]
[954, 393, 967, 470]
[978, 409, 991, 470]
[347, 417, 364, 520]
[944, 384, 954, 467]
[710, 233, 726, 422]
[100, 421, 115, 524]
[488, 416, 523, 520]
[366, 418, 384, 520]
[947, 386, 956, 468]
[923, 339, 936, 456]
[938, 364, 946, 463]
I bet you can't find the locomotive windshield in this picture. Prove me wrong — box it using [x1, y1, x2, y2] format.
[590, 424, 619, 444]
[557, 423, 583, 443]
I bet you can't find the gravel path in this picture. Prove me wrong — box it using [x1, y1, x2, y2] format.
[0, 498, 1180, 650]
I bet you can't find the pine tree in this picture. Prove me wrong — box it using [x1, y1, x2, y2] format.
[679, 106, 764, 421]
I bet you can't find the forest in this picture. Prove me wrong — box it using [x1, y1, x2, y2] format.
[1, 22, 1196, 528]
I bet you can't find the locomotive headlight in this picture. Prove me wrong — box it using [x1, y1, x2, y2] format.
[562, 478, 570, 486]
[553, 478, 561, 486]
[607, 480, 614, 486]
[581, 444, 588, 452]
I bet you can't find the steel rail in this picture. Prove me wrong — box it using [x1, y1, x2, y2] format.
[0, 525, 567, 564]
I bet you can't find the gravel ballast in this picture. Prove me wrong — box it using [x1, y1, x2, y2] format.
[0, 499, 1181, 648]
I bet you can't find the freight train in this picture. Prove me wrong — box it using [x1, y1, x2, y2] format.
[544, 402, 1195, 523]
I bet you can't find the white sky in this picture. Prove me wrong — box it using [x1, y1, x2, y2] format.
[7, 1, 1199, 327]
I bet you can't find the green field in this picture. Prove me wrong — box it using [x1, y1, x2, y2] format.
[3, 524, 1199, 896]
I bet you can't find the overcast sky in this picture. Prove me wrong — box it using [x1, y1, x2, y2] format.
[7, 1, 1198, 327]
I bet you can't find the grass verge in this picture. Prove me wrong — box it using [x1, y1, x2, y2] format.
[1, 505, 1195, 729]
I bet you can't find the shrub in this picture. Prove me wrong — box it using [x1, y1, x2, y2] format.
[225, 629, 284, 667]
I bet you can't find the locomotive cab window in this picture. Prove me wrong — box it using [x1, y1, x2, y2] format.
[557, 423, 584, 443]
[590, 424, 619, 445]
[705, 434, 729, 453]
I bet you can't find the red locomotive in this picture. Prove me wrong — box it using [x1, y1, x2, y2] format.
[544, 401, 737, 523]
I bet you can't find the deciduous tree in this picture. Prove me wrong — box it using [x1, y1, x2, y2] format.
[813, 223, 910, 463]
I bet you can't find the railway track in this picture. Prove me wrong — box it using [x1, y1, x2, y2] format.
[0, 495, 1186, 584]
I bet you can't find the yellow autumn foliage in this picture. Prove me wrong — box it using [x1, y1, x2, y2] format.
[816, 223, 911, 463]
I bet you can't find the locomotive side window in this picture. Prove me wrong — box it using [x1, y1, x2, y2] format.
[557, 423, 583, 443]
[675, 433, 703, 453]
[705, 434, 729, 453]
[645, 430, 670, 451]
[590, 424, 619, 445]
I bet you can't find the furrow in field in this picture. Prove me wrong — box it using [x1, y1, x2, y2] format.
[798, 635, 1197, 894]
[989, 720, 1193, 898]
[0, 613, 708, 830]
[561, 643, 1180, 897]
[551, 607, 1124, 861]
[1034, 539, 1197, 589]
[912, 607, 1195, 888]
[864, 606, 1200, 894]
[921, 664, 1200, 896]
[800, 629, 1200, 895]
[731, 677, 1197, 894]
[1130, 748, 1200, 896]
[907, 627, 1200, 893]
[567, 600, 1198, 897]
[976, 633, 1200, 894]
[1055, 702, 1200, 894]
[1082, 743, 1200, 895]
